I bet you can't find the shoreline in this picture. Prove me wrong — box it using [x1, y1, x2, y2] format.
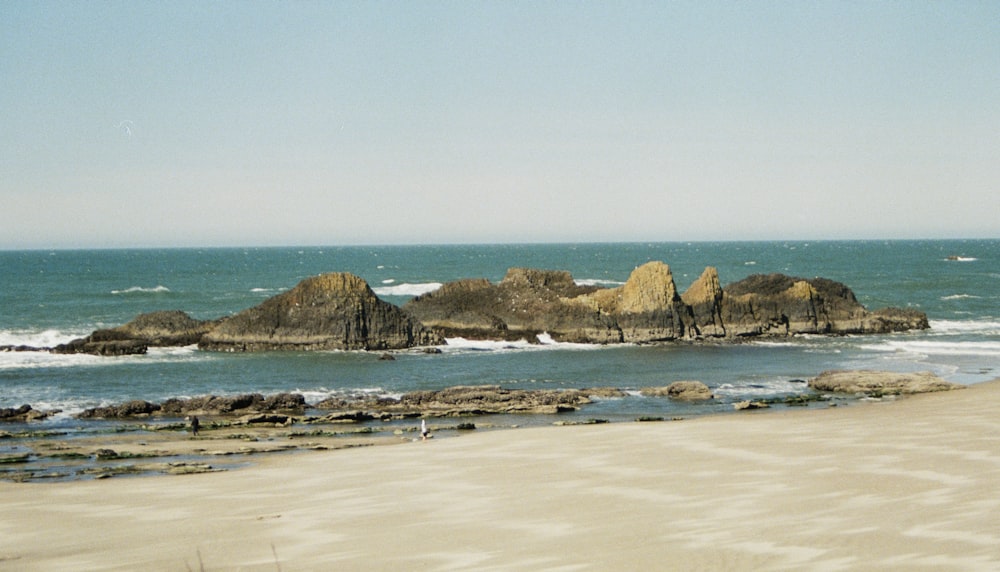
[3, 379, 999, 570]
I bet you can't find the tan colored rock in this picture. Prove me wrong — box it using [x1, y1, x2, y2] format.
[681, 267, 725, 337]
[641, 381, 714, 400]
[808, 370, 965, 395]
[619, 261, 679, 314]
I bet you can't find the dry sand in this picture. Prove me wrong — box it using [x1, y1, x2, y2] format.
[3, 381, 1000, 571]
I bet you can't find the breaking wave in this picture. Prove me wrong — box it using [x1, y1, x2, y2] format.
[111, 285, 170, 295]
[373, 282, 442, 297]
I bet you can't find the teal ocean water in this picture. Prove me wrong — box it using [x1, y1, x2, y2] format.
[2, 240, 998, 427]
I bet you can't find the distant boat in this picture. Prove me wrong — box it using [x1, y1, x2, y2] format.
[946, 255, 977, 262]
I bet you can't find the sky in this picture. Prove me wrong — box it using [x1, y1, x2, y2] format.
[1, 1, 998, 249]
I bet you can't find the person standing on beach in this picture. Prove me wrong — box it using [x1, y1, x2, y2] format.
[190, 415, 200, 438]
[420, 419, 429, 440]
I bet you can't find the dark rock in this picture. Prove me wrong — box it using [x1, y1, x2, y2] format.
[0, 404, 59, 422]
[406, 261, 926, 344]
[88, 310, 218, 347]
[262, 393, 307, 412]
[236, 414, 292, 426]
[78, 400, 161, 419]
[199, 272, 441, 352]
[51, 339, 148, 356]
[313, 385, 594, 417]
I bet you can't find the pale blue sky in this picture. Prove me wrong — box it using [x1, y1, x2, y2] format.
[2, 1, 998, 248]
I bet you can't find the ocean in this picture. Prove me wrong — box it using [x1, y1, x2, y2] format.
[2, 240, 998, 429]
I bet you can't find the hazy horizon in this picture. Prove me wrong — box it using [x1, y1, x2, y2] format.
[3, 2, 997, 249]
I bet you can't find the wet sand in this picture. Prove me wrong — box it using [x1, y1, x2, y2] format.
[2, 380, 999, 571]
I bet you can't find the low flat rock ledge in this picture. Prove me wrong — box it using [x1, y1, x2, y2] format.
[69, 387, 633, 420]
[808, 370, 966, 396]
[640, 381, 715, 400]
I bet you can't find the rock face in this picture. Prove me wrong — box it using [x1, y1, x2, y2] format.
[406, 262, 928, 343]
[199, 273, 441, 351]
[808, 370, 965, 396]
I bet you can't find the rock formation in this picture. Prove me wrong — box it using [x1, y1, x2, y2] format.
[0, 404, 61, 422]
[808, 370, 965, 396]
[89, 310, 217, 347]
[405, 261, 928, 343]
[78, 393, 309, 419]
[199, 272, 441, 351]
[28, 261, 929, 355]
[49, 310, 216, 356]
[641, 381, 715, 401]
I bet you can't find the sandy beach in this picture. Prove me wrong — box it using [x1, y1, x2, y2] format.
[2, 381, 999, 571]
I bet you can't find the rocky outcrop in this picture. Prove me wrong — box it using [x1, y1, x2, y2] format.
[400, 269, 611, 343]
[49, 311, 215, 356]
[199, 273, 441, 351]
[42, 261, 929, 354]
[641, 381, 715, 400]
[88, 310, 217, 347]
[50, 339, 149, 356]
[0, 404, 61, 422]
[406, 262, 927, 343]
[315, 385, 610, 416]
[79, 393, 309, 419]
[808, 370, 965, 396]
[77, 400, 162, 419]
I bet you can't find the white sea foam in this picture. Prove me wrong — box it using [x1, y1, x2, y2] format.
[714, 378, 809, 398]
[860, 339, 1000, 358]
[941, 294, 982, 301]
[294, 386, 399, 405]
[111, 285, 171, 294]
[928, 320, 1000, 335]
[373, 282, 442, 297]
[0, 328, 84, 347]
[575, 278, 625, 287]
[442, 337, 537, 352]
[381, 279, 396, 284]
[0, 350, 105, 371]
[441, 333, 604, 353]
